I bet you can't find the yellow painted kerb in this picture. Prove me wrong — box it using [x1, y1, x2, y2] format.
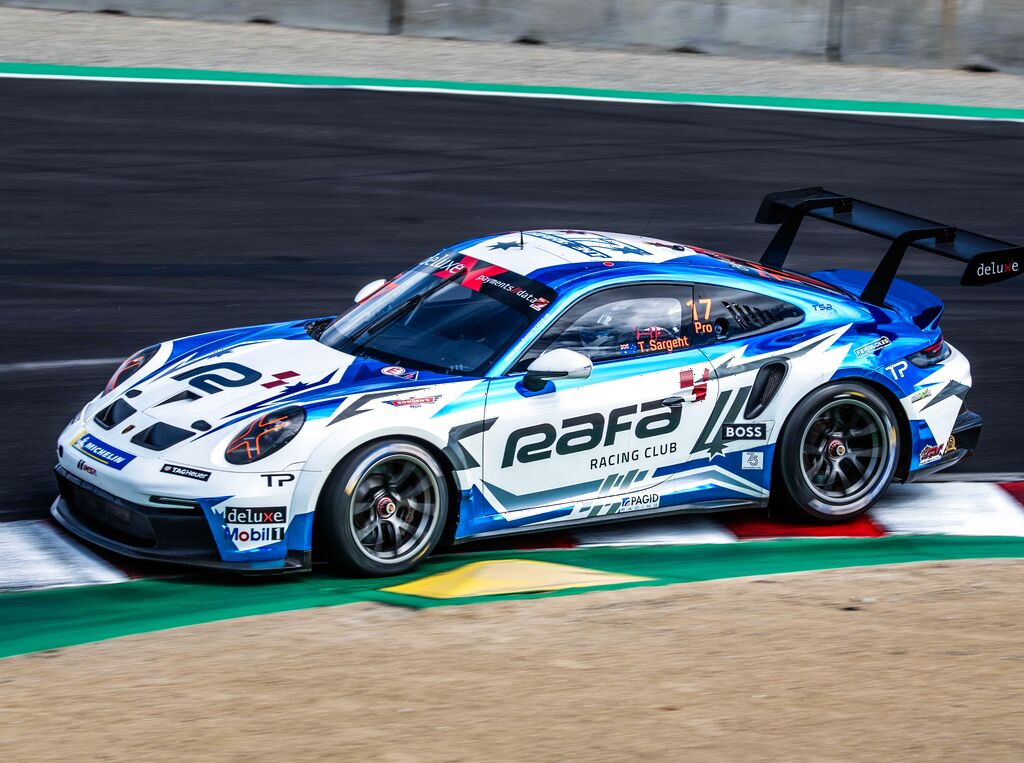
[382, 559, 652, 600]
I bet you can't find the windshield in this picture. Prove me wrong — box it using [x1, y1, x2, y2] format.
[319, 251, 557, 376]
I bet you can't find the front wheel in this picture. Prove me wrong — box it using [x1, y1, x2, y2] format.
[319, 440, 449, 576]
[774, 382, 899, 522]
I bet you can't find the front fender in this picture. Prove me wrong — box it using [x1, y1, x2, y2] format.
[294, 417, 453, 506]
[283, 378, 486, 553]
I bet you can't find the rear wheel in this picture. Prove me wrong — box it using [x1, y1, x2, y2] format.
[775, 382, 899, 522]
[319, 440, 449, 576]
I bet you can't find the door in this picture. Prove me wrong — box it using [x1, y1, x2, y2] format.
[480, 283, 720, 526]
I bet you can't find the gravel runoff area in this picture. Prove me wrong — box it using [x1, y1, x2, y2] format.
[2, 559, 1022, 761]
[1, 7, 1022, 108]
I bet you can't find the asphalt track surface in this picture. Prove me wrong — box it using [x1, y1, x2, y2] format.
[1, 78, 1022, 520]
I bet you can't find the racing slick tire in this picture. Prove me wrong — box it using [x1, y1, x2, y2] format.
[319, 440, 449, 576]
[773, 381, 899, 523]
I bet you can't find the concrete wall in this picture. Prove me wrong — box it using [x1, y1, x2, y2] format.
[838, 0, 1024, 71]
[1, 1, 393, 34]
[400, 1, 832, 59]
[4, 0, 1023, 73]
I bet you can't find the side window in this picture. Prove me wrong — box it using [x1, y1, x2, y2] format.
[689, 285, 803, 346]
[510, 284, 694, 373]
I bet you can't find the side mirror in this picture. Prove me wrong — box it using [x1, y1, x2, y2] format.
[354, 278, 388, 304]
[523, 349, 592, 392]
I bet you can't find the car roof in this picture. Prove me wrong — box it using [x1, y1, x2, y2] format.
[453, 229, 703, 273]
[450, 229, 848, 299]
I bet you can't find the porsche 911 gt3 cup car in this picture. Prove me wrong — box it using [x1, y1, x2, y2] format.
[52, 188, 1022, 575]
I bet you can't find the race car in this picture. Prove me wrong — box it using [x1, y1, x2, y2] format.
[52, 188, 1022, 576]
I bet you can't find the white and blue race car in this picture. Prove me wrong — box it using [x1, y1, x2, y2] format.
[53, 189, 1021, 575]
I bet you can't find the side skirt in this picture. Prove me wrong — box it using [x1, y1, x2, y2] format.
[452, 498, 765, 544]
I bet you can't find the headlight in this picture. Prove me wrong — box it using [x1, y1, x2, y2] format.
[225, 406, 306, 465]
[105, 345, 159, 394]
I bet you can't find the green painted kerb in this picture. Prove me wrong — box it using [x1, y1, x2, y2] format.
[1, 62, 1023, 121]
[1, 535, 1022, 660]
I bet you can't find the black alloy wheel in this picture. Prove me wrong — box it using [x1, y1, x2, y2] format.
[319, 440, 449, 576]
[774, 382, 899, 522]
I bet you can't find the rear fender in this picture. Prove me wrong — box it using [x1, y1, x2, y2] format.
[811, 269, 944, 330]
[832, 342, 972, 477]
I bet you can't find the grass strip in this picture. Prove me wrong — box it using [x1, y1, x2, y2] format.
[2, 535, 1022, 658]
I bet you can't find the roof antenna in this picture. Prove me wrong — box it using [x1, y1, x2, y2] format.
[642, 208, 656, 237]
[519, 229, 524, 248]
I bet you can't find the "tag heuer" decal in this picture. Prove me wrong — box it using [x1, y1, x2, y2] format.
[160, 463, 211, 482]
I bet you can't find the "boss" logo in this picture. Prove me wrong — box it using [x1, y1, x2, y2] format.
[720, 423, 767, 441]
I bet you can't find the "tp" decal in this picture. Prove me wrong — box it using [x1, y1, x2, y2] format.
[885, 360, 909, 381]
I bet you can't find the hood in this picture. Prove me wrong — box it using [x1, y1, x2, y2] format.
[95, 320, 464, 457]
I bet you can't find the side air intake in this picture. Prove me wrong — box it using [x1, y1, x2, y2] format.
[745, 362, 787, 419]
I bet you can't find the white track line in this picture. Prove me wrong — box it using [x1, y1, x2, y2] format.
[0, 72, 329, 89]
[0, 520, 127, 592]
[0, 358, 120, 373]
[0, 71, 1020, 123]
[871, 482, 1024, 536]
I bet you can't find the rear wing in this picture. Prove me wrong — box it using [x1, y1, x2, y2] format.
[755, 187, 1023, 306]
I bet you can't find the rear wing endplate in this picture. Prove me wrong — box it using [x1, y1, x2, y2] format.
[755, 187, 1023, 306]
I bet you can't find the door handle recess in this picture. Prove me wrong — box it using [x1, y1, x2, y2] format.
[659, 389, 700, 407]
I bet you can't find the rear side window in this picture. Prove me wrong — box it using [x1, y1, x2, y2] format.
[510, 283, 694, 372]
[689, 285, 803, 345]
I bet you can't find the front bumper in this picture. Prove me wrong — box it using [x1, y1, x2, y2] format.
[52, 466, 310, 574]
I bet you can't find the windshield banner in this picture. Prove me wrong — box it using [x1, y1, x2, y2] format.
[420, 251, 556, 317]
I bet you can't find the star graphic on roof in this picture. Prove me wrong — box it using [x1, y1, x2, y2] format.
[488, 240, 521, 250]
